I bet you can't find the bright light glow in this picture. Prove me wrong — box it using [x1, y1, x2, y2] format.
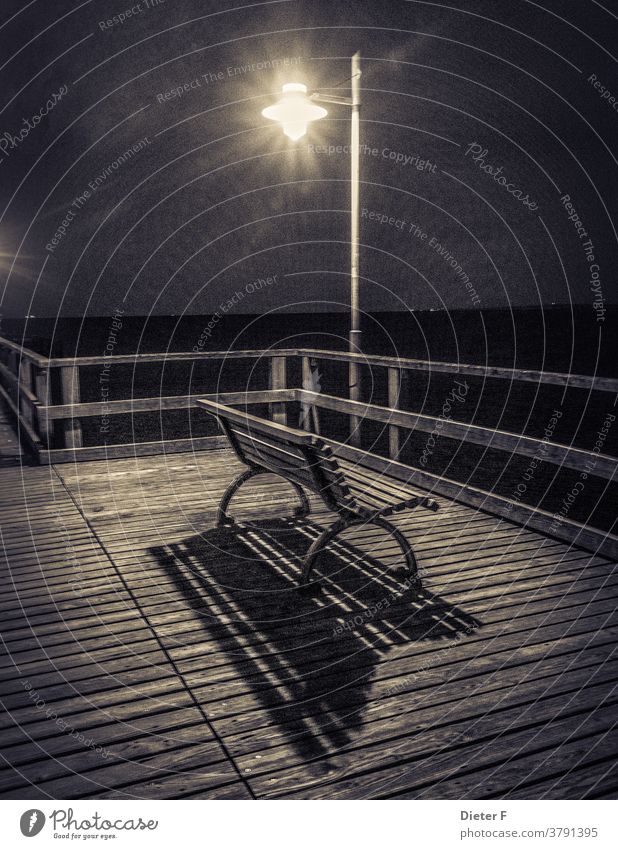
[261, 83, 327, 140]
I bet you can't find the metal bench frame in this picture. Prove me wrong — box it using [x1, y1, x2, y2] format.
[197, 399, 439, 588]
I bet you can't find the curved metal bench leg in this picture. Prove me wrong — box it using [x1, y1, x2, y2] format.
[291, 481, 311, 518]
[300, 514, 420, 588]
[217, 468, 262, 526]
[217, 467, 310, 527]
[372, 516, 420, 585]
[301, 517, 350, 587]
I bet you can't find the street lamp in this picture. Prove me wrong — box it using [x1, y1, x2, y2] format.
[261, 53, 362, 440]
[261, 83, 327, 141]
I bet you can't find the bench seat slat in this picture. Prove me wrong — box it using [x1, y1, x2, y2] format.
[338, 460, 436, 511]
[227, 423, 311, 461]
[230, 430, 351, 507]
[234, 445, 322, 491]
[230, 427, 355, 509]
[337, 459, 426, 502]
[197, 397, 436, 517]
[347, 482, 411, 511]
[233, 431, 309, 468]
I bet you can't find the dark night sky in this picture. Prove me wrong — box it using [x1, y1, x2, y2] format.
[0, 0, 616, 317]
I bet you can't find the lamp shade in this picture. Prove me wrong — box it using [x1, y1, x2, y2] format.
[261, 83, 327, 140]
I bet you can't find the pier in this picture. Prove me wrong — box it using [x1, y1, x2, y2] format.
[0, 336, 617, 799]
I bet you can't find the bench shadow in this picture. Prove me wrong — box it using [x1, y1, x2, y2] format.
[149, 517, 481, 763]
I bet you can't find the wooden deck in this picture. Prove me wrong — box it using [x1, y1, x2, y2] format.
[1, 446, 617, 799]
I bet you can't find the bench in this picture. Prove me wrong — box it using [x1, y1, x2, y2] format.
[197, 399, 439, 588]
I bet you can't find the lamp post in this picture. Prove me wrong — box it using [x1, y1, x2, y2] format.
[262, 52, 362, 443]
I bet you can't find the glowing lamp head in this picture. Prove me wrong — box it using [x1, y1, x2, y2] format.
[261, 83, 327, 140]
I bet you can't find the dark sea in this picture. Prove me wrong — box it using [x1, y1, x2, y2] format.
[8, 305, 617, 373]
[4, 306, 617, 534]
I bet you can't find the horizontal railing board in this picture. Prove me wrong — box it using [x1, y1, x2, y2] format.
[299, 390, 618, 481]
[329, 439, 618, 561]
[0, 361, 39, 404]
[0, 335, 47, 366]
[296, 348, 618, 393]
[39, 389, 294, 420]
[45, 348, 289, 368]
[32, 386, 618, 481]
[2, 337, 615, 394]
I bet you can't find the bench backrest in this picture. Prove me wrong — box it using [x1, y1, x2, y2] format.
[197, 399, 356, 513]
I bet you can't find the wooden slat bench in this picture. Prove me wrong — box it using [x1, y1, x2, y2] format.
[197, 399, 439, 588]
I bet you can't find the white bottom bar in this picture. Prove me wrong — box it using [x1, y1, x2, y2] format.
[1, 799, 616, 848]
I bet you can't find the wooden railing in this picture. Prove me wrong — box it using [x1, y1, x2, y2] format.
[0, 335, 616, 558]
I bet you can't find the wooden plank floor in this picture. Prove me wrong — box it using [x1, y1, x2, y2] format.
[0, 447, 617, 799]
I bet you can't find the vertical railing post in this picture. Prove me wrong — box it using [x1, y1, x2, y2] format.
[349, 354, 361, 447]
[301, 355, 321, 434]
[388, 366, 401, 460]
[301, 356, 312, 431]
[35, 366, 52, 447]
[269, 355, 287, 425]
[18, 359, 34, 429]
[60, 365, 83, 449]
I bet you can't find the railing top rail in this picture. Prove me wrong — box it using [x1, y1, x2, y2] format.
[1, 335, 615, 393]
[295, 349, 618, 394]
[0, 335, 48, 366]
[44, 348, 295, 367]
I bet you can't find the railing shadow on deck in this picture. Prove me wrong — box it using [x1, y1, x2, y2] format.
[149, 517, 480, 763]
